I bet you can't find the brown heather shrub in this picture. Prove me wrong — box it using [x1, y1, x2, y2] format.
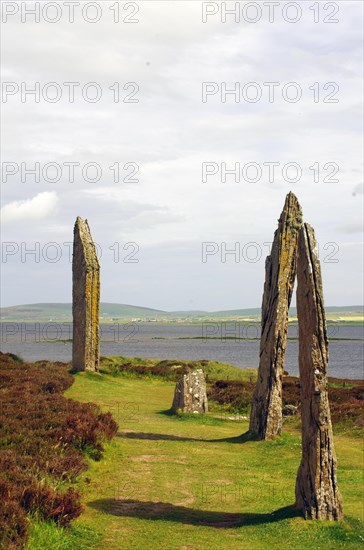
[207, 376, 364, 428]
[0, 352, 118, 548]
[0, 498, 27, 549]
[20, 482, 82, 527]
[115, 359, 197, 381]
[110, 356, 363, 428]
[207, 380, 255, 412]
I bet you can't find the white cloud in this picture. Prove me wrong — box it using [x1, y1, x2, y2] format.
[339, 220, 364, 234]
[1, 1, 363, 308]
[352, 183, 363, 196]
[1, 191, 58, 223]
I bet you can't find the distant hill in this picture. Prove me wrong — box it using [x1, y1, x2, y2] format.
[0, 303, 165, 321]
[0, 303, 363, 322]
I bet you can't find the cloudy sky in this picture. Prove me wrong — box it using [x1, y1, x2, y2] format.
[1, 0, 363, 310]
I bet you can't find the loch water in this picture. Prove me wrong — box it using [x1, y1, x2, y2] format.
[1, 322, 363, 380]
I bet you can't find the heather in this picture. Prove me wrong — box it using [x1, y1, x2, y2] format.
[0, 352, 118, 549]
[207, 376, 364, 433]
[100, 356, 364, 434]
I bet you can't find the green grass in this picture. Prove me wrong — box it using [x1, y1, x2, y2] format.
[26, 522, 102, 550]
[99, 355, 257, 382]
[25, 368, 364, 550]
[1, 302, 363, 323]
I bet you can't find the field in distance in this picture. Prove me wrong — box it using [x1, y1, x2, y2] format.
[1, 303, 363, 324]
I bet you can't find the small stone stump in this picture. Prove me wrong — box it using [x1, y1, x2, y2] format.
[171, 370, 208, 414]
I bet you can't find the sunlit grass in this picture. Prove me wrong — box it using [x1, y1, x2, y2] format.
[24, 365, 364, 549]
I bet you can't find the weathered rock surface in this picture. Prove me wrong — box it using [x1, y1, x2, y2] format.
[282, 404, 298, 416]
[295, 224, 343, 520]
[249, 192, 302, 439]
[72, 217, 100, 372]
[172, 370, 208, 413]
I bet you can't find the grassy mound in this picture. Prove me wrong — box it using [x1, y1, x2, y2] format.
[99, 355, 256, 382]
[2, 354, 362, 548]
[99, 356, 364, 434]
[60, 368, 363, 549]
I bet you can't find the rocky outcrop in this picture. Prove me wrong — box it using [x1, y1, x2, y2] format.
[295, 224, 343, 520]
[172, 370, 208, 413]
[249, 192, 302, 439]
[72, 217, 100, 372]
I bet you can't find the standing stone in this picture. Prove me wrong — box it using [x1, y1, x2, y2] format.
[172, 370, 208, 413]
[249, 192, 302, 439]
[72, 217, 100, 372]
[295, 224, 343, 520]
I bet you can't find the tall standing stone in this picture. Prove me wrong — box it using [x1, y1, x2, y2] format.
[172, 370, 208, 413]
[72, 217, 100, 372]
[295, 224, 343, 520]
[249, 192, 302, 439]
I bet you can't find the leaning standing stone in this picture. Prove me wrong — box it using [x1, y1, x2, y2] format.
[172, 370, 208, 413]
[249, 192, 302, 439]
[295, 223, 343, 520]
[72, 217, 100, 372]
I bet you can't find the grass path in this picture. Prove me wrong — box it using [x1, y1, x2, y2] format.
[29, 371, 364, 549]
